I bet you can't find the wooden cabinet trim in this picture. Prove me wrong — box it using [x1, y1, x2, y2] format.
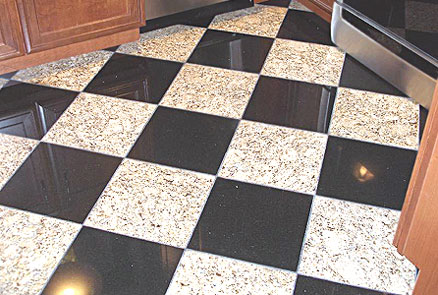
[0, 0, 26, 60]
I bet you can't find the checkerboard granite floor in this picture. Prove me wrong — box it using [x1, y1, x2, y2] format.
[0, 1, 427, 294]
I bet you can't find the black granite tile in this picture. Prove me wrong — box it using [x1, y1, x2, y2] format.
[0, 143, 121, 223]
[128, 107, 238, 174]
[419, 105, 428, 141]
[0, 71, 17, 79]
[140, 0, 253, 32]
[85, 53, 182, 103]
[103, 45, 120, 52]
[188, 178, 312, 271]
[293, 275, 395, 295]
[317, 136, 417, 210]
[259, 0, 291, 7]
[277, 10, 333, 45]
[42, 227, 182, 295]
[339, 55, 407, 97]
[0, 81, 78, 139]
[188, 29, 273, 73]
[243, 76, 336, 132]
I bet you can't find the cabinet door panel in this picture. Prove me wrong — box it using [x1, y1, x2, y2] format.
[0, 0, 25, 60]
[19, 0, 144, 52]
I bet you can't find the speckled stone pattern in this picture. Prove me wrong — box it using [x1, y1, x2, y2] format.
[219, 120, 328, 194]
[330, 88, 420, 149]
[0, 1, 425, 294]
[85, 159, 214, 248]
[167, 250, 297, 295]
[262, 39, 345, 86]
[0, 134, 37, 189]
[299, 196, 417, 294]
[117, 25, 206, 62]
[160, 63, 259, 118]
[0, 206, 81, 295]
[12, 50, 113, 91]
[209, 5, 288, 37]
[43, 92, 156, 157]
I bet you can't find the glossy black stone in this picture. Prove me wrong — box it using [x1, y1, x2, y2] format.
[293, 275, 395, 295]
[188, 178, 312, 271]
[317, 136, 417, 210]
[42, 227, 182, 295]
[420, 106, 428, 141]
[0, 81, 78, 139]
[104, 45, 119, 52]
[0, 71, 17, 79]
[0, 143, 121, 223]
[85, 53, 182, 103]
[259, 0, 291, 7]
[277, 10, 333, 46]
[243, 76, 336, 132]
[340, 55, 407, 97]
[128, 107, 238, 174]
[188, 30, 273, 73]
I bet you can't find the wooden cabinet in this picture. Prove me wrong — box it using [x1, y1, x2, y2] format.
[0, 0, 25, 60]
[0, 0, 145, 74]
[298, 0, 335, 22]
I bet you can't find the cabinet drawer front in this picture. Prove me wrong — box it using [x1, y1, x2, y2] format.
[19, 0, 144, 52]
[0, 0, 25, 60]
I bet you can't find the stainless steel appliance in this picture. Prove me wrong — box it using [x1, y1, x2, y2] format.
[331, 0, 438, 109]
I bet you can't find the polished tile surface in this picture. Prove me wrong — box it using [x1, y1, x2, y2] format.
[0, 78, 8, 89]
[243, 76, 336, 132]
[85, 53, 182, 103]
[85, 159, 214, 248]
[277, 10, 333, 45]
[0, 134, 37, 189]
[330, 88, 420, 149]
[13, 51, 113, 91]
[41, 227, 183, 295]
[160, 63, 258, 118]
[167, 250, 297, 295]
[262, 39, 345, 86]
[188, 29, 274, 73]
[299, 196, 416, 294]
[189, 178, 312, 270]
[317, 136, 417, 210]
[219, 120, 327, 193]
[117, 25, 206, 62]
[0, 206, 80, 295]
[0, 143, 121, 222]
[209, 5, 288, 38]
[289, 0, 311, 11]
[0, 81, 78, 139]
[128, 107, 238, 174]
[260, 0, 292, 8]
[43, 93, 156, 157]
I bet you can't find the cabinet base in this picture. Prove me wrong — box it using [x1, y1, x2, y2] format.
[0, 28, 139, 75]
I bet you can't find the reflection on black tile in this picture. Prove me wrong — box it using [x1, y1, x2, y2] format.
[0, 143, 121, 222]
[260, 0, 291, 7]
[0, 71, 17, 79]
[277, 10, 333, 45]
[188, 178, 312, 271]
[317, 136, 416, 210]
[243, 76, 336, 132]
[339, 55, 407, 97]
[188, 30, 273, 73]
[42, 227, 182, 295]
[419, 105, 428, 141]
[104, 45, 119, 52]
[85, 53, 182, 103]
[0, 81, 78, 139]
[128, 107, 238, 174]
[293, 275, 394, 295]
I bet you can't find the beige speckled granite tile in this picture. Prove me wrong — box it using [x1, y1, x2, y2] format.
[209, 5, 288, 38]
[330, 88, 420, 149]
[43, 93, 156, 157]
[219, 120, 327, 194]
[262, 39, 345, 86]
[299, 196, 417, 295]
[160, 64, 259, 118]
[289, 0, 312, 12]
[0, 206, 81, 295]
[0, 78, 7, 89]
[85, 159, 215, 248]
[166, 250, 297, 295]
[12, 51, 113, 91]
[0, 134, 38, 189]
[117, 25, 206, 62]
